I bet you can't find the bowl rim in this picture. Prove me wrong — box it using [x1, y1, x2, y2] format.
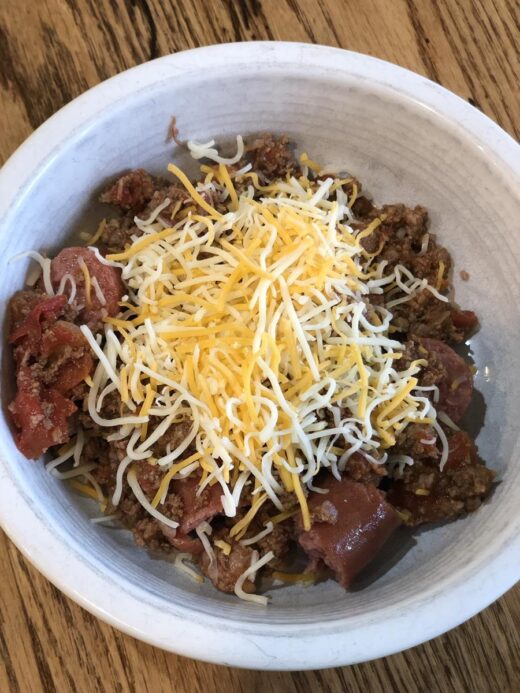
[0, 41, 519, 670]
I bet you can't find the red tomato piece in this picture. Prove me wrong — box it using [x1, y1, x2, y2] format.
[9, 294, 67, 348]
[9, 370, 77, 459]
[41, 321, 94, 393]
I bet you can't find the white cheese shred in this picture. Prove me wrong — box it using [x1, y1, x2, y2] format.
[234, 550, 274, 605]
[187, 135, 244, 165]
[174, 553, 204, 584]
[240, 522, 274, 547]
[10, 250, 54, 295]
[127, 467, 179, 529]
[195, 521, 216, 567]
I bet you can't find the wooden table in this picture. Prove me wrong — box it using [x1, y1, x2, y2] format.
[1, 1, 518, 690]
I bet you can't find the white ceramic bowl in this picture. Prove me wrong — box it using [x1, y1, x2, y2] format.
[0, 42, 519, 670]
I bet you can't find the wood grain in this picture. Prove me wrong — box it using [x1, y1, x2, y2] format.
[0, 1, 518, 690]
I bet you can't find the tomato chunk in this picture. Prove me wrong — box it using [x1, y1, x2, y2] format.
[9, 362, 77, 459]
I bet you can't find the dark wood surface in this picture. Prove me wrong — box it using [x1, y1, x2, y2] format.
[0, 1, 519, 691]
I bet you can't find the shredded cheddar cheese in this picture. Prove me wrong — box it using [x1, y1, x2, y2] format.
[79, 138, 449, 564]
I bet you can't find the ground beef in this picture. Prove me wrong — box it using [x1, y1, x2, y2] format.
[135, 460, 165, 495]
[82, 436, 110, 475]
[115, 481, 184, 550]
[99, 176, 202, 255]
[200, 539, 255, 594]
[244, 134, 298, 180]
[391, 290, 469, 343]
[139, 183, 193, 223]
[78, 389, 122, 436]
[149, 419, 193, 459]
[132, 517, 175, 552]
[343, 452, 388, 484]
[388, 431, 494, 526]
[257, 522, 293, 563]
[100, 169, 155, 212]
[394, 423, 439, 460]
[242, 509, 295, 568]
[354, 201, 475, 342]
[99, 215, 137, 255]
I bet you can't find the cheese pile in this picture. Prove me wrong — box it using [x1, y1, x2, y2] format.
[80, 141, 447, 539]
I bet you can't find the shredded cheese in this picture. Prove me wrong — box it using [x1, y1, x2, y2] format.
[86, 218, 107, 246]
[76, 140, 451, 597]
[174, 552, 204, 583]
[234, 550, 274, 605]
[77, 256, 92, 307]
[240, 521, 274, 547]
[195, 521, 215, 566]
[127, 466, 179, 529]
[214, 539, 232, 555]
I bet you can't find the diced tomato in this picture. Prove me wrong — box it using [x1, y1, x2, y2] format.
[9, 311, 93, 458]
[9, 377, 77, 459]
[9, 294, 67, 348]
[42, 321, 93, 393]
[100, 169, 155, 212]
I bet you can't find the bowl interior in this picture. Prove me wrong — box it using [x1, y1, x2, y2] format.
[1, 48, 519, 637]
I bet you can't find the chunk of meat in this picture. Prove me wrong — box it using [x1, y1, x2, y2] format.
[172, 475, 223, 534]
[297, 477, 401, 588]
[420, 338, 473, 422]
[394, 423, 439, 460]
[200, 540, 255, 593]
[160, 526, 203, 555]
[245, 134, 298, 180]
[351, 195, 374, 218]
[50, 247, 124, 331]
[353, 201, 475, 342]
[387, 431, 495, 526]
[99, 215, 136, 255]
[100, 169, 155, 212]
[451, 309, 478, 333]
